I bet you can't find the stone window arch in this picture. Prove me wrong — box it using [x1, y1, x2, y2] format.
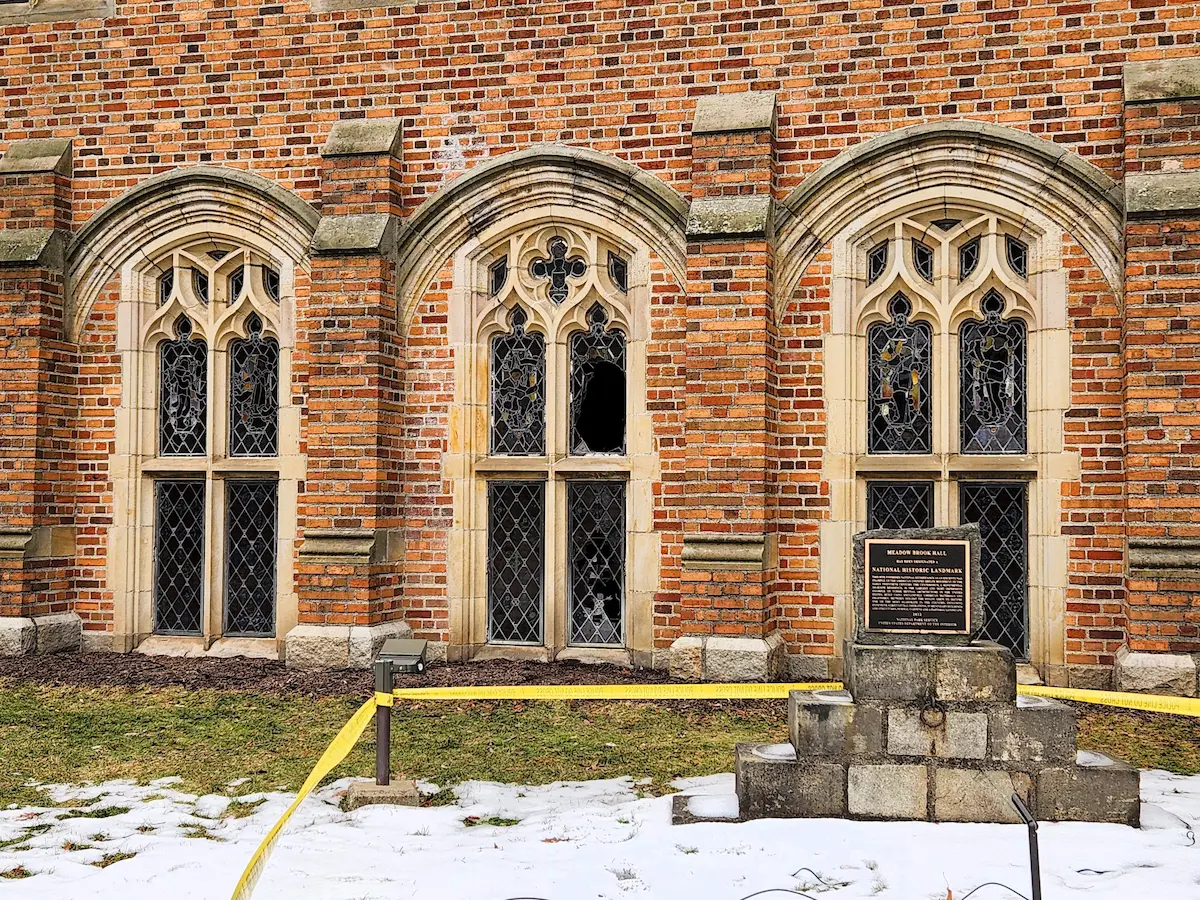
[447, 217, 655, 661]
[112, 235, 302, 653]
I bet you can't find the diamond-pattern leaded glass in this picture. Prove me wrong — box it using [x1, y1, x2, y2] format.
[868, 294, 932, 454]
[159, 315, 208, 456]
[961, 482, 1028, 657]
[568, 481, 625, 646]
[570, 303, 626, 455]
[224, 480, 277, 637]
[530, 237, 586, 304]
[490, 307, 546, 455]
[229, 313, 280, 457]
[867, 481, 934, 531]
[960, 291, 1026, 454]
[153, 480, 206, 635]
[487, 481, 544, 643]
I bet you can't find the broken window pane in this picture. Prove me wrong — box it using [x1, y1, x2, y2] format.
[568, 480, 625, 646]
[570, 303, 626, 455]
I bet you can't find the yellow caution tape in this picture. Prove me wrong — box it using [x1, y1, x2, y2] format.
[1018, 683, 1200, 717]
[374, 691, 394, 707]
[391, 682, 844, 701]
[230, 696, 376, 900]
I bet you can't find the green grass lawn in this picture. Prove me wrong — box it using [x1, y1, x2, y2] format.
[2, 682, 1197, 808]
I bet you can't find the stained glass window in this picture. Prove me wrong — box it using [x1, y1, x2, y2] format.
[932, 217, 961, 232]
[490, 256, 508, 296]
[229, 267, 245, 302]
[1005, 235, 1028, 278]
[961, 482, 1028, 657]
[568, 481, 625, 646]
[487, 481, 544, 644]
[264, 267, 281, 303]
[531, 237, 586, 304]
[153, 479, 206, 635]
[570, 303, 626, 455]
[490, 307, 546, 455]
[608, 251, 628, 292]
[224, 480, 277, 637]
[913, 239, 935, 282]
[867, 481, 934, 531]
[159, 315, 208, 456]
[959, 237, 980, 280]
[158, 269, 174, 306]
[867, 242, 888, 284]
[867, 294, 932, 454]
[229, 314, 279, 457]
[960, 291, 1026, 454]
[193, 269, 210, 304]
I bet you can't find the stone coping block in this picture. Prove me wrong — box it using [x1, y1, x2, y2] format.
[0, 0, 111, 25]
[685, 196, 773, 240]
[0, 138, 72, 176]
[321, 118, 404, 159]
[1125, 57, 1200, 103]
[668, 633, 785, 682]
[735, 743, 846, 819]
[692, 91, 777, 135]
[285, 621, 413, 669]
[852, 523, 984, 645]
[298, 527, 381, 564]
[847, 764, 928, 820]
[1036, 751, 1140, 826]
[1126, 172, 1200, 218]
[1114, 646, 1198, 697]
[342, 779, 420, 811]
[845, 641, 1016, 703]
[933, 769, 1032, 824]
[788, 689, 883, 757]
[681, 534, 767, 571]
[33, 613, 82, 655]
[311, 213, 397, 257]
[0, 227, 66, 270]
[0, 618, 36, 657]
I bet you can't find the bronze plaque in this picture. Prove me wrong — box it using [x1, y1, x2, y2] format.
[864, 539, 971, 634]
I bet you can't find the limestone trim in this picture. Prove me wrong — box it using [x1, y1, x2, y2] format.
[108, 230, 303, 656]
[0, 0, 111, 25]
[67, 166, 319, 342]
[1124, 57, 1200, 104]
[393, 145, 689, 327]
[0, 138, 73, 176]
[446, 211, 661, 662]
[816, 189, 1074, 677]
[775, 121, 1124, 310]
[692, 91, 778, 136]
[0, 228, 66, 270]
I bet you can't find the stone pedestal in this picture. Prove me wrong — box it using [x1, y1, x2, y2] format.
[680, 641, 1141, 826]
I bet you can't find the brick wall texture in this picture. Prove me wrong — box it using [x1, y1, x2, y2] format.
[2, 0, 1199, 676]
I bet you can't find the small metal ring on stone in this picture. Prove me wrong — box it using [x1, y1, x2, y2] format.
[919, 706, 946, 729]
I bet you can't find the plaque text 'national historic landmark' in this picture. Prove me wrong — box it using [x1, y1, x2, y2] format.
[864, 539, 971, 634]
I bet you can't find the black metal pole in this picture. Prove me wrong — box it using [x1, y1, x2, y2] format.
[374, 659, 393, 787]
[1011, 793, 1042, 900]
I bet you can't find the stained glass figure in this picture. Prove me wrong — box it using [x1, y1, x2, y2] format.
[913, 239, 935, 282]
[159, 315, 208, 456]
[530, 237, 586, 304]
[867, 241, 888, 284]
[568, 481, 625, 645]
[224, 480, 277, 636]
[960, 291, 1026, 454]
[153, 479, 205, 635]
[959, 236, 981, 280]
[608, 251, 629, 293]
[490, 306, 546, 455]
[1005, 235, 1028, 278]
[487, 481, 544, 643]
[229, 313, 280, 457]
[867, 294, 932, 454]
[570, 303, 626, 455]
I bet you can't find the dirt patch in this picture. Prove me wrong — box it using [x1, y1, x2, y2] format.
[0, 652, 677, 698]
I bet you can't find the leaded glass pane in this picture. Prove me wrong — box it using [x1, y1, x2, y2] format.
[193, 269, 210, 304]
[568, 480, 625, 646]
[961, 482, 1028, 657]
[229, 267, 245, 302]
[530, 237, 586, 304]
[912, 239, 934, 282]
[960, 292, 1027, 454]
[487, 481, 544, 644]
[264, 267, 281, 303]
[867, 294, 932, 454]
[867, 241, 888, 284]
[959, 237, 980, 279]
[608, 251, 628, 292]
[229, 314, 280, 457]
[159, 315, 208, 456]
[224, 480, 277, 637]
[489, 256, 508, 296]
[158, 269, 174, 306]
[867, 481, 934, 531]
[490, 307, 546, 456]
[1005, 235, 1028, 278]
[570, 303, 626, 455]
[153, 479, 205, 635]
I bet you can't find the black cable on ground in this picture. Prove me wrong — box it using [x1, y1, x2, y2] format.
[956, 882, 1032, 900]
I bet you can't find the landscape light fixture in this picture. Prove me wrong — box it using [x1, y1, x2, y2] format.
[373, 638, 429, 786]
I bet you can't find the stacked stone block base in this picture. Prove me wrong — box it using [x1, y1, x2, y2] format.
[678, 642, 1140, 826]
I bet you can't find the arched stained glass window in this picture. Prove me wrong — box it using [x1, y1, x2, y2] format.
[229, 313, 280, 457]
[867, 294, 932, 454]
[960, 291, 1027, 454]
[570, 303, 626, 455]
[490, 306, 546, 455]
[159, 315, 208, 456]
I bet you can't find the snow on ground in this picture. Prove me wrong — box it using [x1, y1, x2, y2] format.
[1, 771, 1199, 900]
